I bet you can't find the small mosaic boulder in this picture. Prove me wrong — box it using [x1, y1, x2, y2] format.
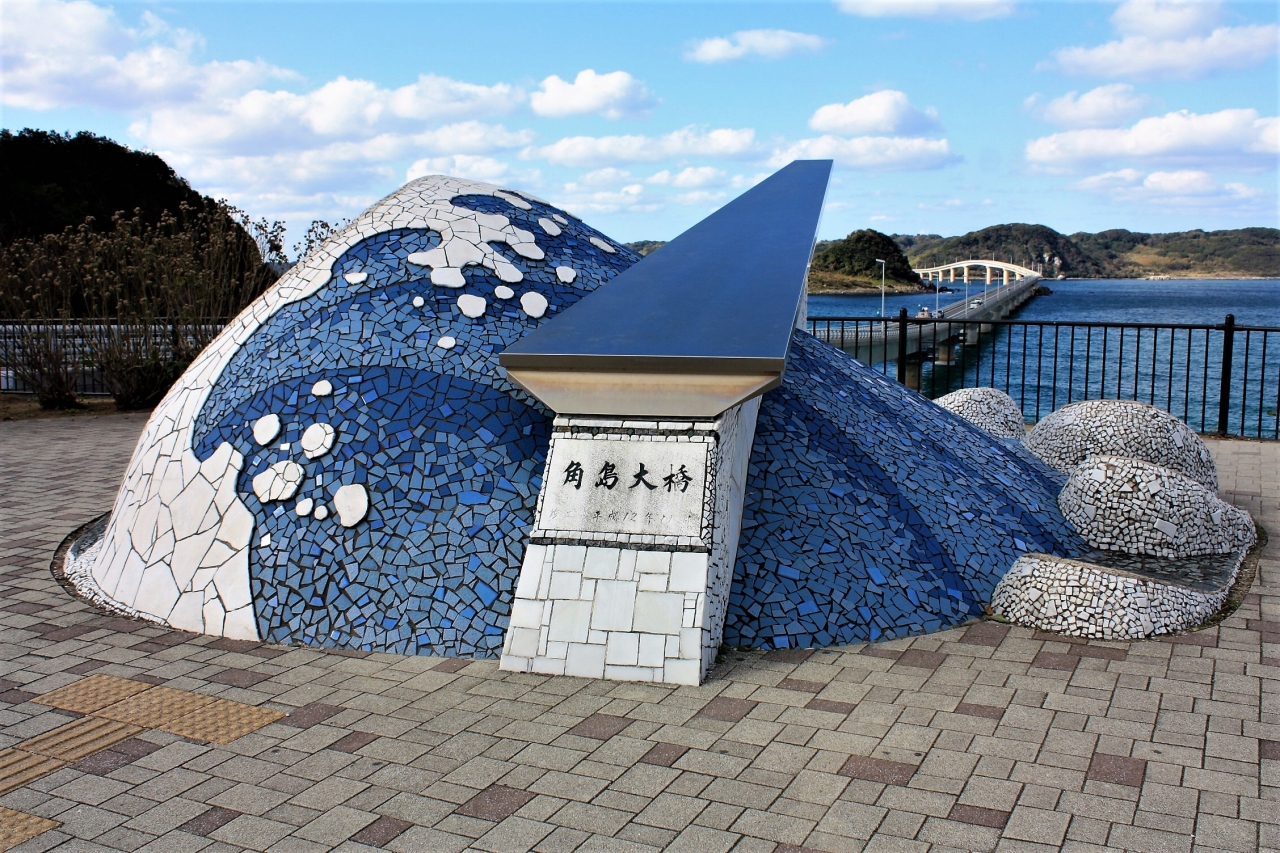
[1059, 455, 1253, 559]
[991, 552, 1238, 640]
[933, 387, 1026, 440]
[1025, 400, 1217, 490]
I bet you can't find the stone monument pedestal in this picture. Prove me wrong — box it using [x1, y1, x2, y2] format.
[499, 402, 758, 684]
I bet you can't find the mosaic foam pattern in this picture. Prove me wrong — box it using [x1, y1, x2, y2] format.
[85, 176, 637, 657]
[725, 332, 1088, 649]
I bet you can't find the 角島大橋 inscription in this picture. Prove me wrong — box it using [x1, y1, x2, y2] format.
[536, 436, 711, 541]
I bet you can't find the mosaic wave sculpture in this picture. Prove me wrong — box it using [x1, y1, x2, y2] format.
[68, 177, 637, 655]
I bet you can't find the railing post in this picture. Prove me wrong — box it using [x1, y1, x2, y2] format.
[1217, 313, 1235, 436]
[896, 308, 909, 385]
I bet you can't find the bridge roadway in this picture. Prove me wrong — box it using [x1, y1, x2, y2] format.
[808, 268, 1042, 370]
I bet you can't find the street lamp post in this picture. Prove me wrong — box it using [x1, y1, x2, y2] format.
[875, 259, 886, 318]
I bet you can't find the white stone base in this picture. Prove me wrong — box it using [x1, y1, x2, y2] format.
[500, 400, 758, 684]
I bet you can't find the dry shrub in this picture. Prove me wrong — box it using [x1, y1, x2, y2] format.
[0, 203, 284, 409]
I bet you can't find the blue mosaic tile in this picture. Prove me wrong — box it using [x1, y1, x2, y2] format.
[726, 331, 1088, 649]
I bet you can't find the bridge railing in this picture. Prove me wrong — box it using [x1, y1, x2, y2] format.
[807, 311, 1280, 440]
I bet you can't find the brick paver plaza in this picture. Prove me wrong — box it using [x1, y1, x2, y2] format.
[1, 413, 1276, 852]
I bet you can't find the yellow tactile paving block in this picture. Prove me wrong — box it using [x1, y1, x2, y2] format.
[161, 697, 285, 744]
[33, 674, 153, 714]
[20, 716, 143, 762]
[0, 749, 65, 797]
[0, 806, 60, 852]
[93, 686, 216, 728]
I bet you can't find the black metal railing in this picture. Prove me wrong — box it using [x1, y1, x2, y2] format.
[808, 310, 1280, 440]
[1, 320, 228, 396]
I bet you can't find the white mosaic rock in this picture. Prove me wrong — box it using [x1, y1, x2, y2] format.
[589, 236, 617, 254]
[494, 190, 531, 210]
[934, 387, 1026, 440]
[538, 217, 562, 237]
[252, 414, 281, 446]
[1026, 400, 1217, 490]
[991, 552, 1242, 639]
[412, 296, 425, 308]
[494, 285, 515, 300]
[1059, 455, 1253, 559]
[311, 380, 333, 397]
[73, 174, 562, 641]
[334, 484, 369, 527]
[437, 336, 457, 350]
[296, 498, 314, 517]
[520, 292, 548, 319]
[313, 504, 329, 520]
[555, 266, 577, 284]
[457, 294, 487, 318]
[553, 213, 568, 225]
[344, 272, 368, 285]
[300, 423, 336, 459]
[252, 461, 304, 503]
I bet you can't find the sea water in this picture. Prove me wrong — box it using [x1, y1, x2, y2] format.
[807, 279, 1280, 437]
[808, 279, 1280, 326]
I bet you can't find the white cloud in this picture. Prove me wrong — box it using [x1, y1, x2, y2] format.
[412, 122, 534, 154]
[1110, 0, 1220, 40]
[555, 182, 658, 215]
[647, 167, 726, 187]
[529, 69, 655, 119]
[673, 190, 729, 206]
[835, 0, 1015, 20]
[1025, 108, 1279, 168]
[1, 0, 289, 110]
[770, 135, 959, 170]
[1034, 84, 1149, 129]
[578, 168, 636, 187]
[809, 90, 940, 135]
[1074, 168, 1263, 207]
[685, 29, 827, 63]
[1046, 0, 1278, 79]
[529, 127, 757, 167]
[133, 78, 524, 155]
[406, 155, 526, 184]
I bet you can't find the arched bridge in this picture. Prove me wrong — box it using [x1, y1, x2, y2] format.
[809, 260, 1044, 381]
[913, 259, 1042, 285]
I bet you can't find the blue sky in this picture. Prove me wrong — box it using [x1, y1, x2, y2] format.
[3, 0, 1277, 247]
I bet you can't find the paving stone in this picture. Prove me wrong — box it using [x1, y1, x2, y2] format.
[454, 785, 536, 822]
[0, 416, 1275, 853]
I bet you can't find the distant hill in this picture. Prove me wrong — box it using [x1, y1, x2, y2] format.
[1069, 228, 1279, 278]
[809, 229, 922, 292]
[897, 223, 1110, 278]
[624, 240, 666, 256]
[893, 224, 1278, 279]
[0, 129, 212, 244]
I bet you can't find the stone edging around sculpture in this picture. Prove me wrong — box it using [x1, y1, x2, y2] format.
[51, 513, 152, 625]
[989, 541, 1255, 640]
